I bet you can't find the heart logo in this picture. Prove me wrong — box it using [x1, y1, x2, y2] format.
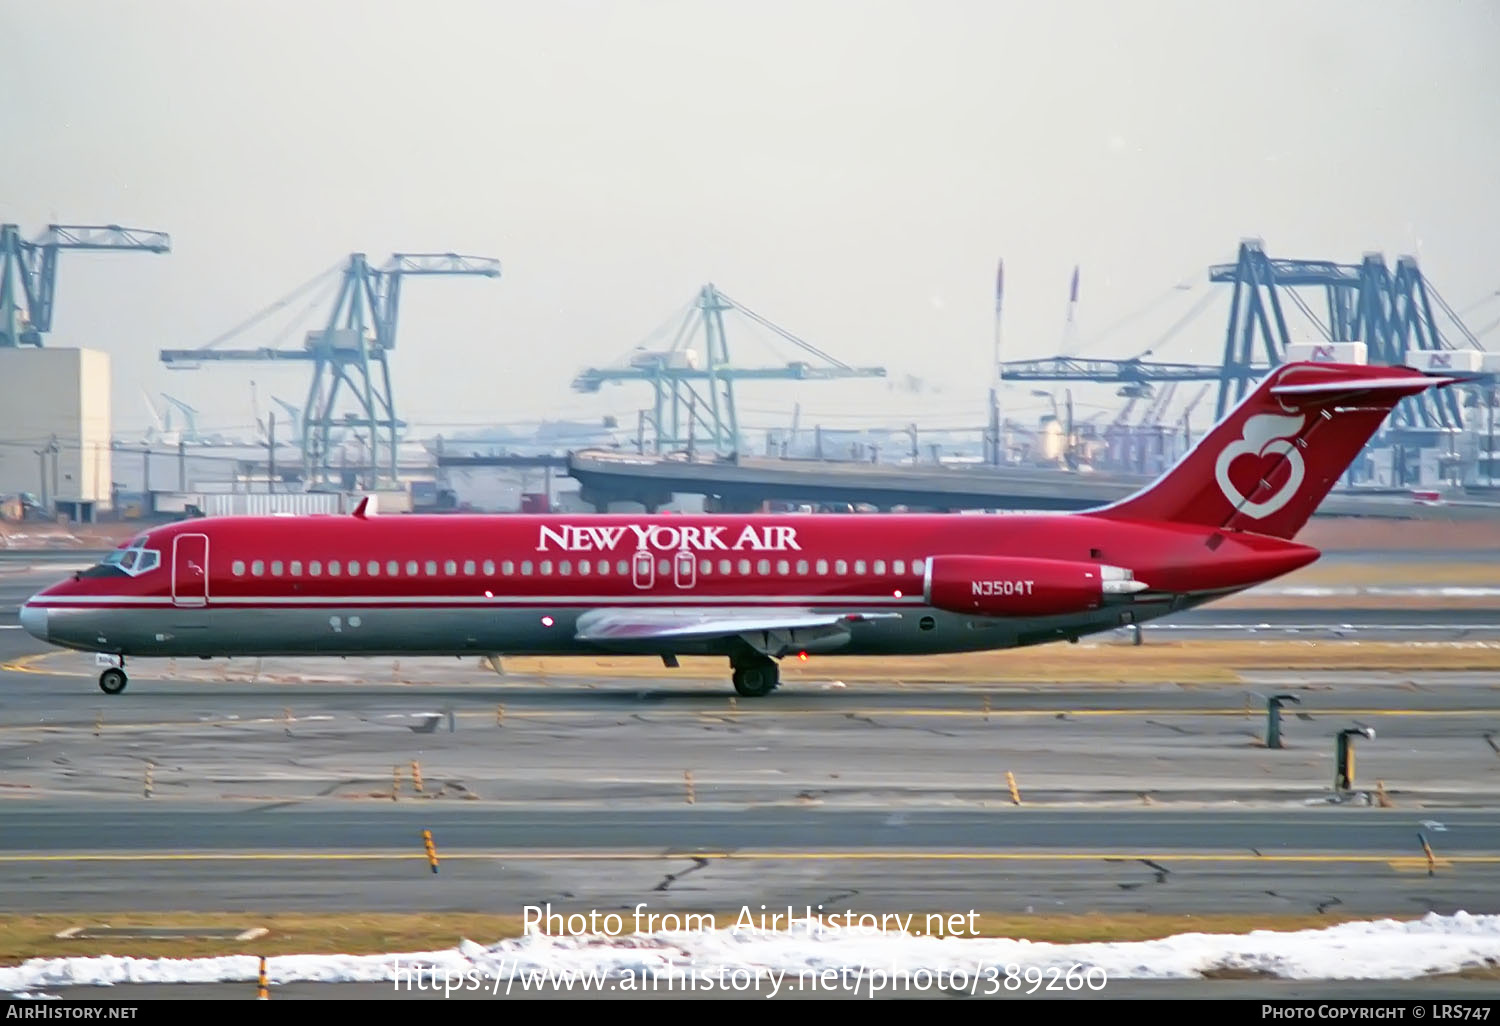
[1214, 412, 1306, 519]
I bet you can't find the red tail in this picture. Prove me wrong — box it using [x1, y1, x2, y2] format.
[1086, 362, 1449, 540]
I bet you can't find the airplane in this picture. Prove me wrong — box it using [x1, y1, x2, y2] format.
[20, 361, 1449, 698]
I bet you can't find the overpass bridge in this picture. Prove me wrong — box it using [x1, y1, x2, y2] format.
[563, 448, 1477, 519]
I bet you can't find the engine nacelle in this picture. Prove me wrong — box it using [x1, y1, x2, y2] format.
[922, 555, 1147, 617]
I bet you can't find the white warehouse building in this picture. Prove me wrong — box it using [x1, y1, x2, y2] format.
[0, 347, 112, 520]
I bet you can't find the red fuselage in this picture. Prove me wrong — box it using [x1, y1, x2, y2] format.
[20, 510, 1317, 663]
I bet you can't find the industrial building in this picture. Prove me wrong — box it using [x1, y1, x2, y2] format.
[0, 347, 112, 520]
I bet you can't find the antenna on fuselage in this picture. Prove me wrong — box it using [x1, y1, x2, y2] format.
[351, 495, 376, 519]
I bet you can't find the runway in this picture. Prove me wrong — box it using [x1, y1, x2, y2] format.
[2, 618, 1498, 920]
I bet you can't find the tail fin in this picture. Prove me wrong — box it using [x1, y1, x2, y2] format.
[1085, 362, 1451, 540]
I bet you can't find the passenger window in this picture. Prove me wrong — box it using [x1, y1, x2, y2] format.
[616, 559, 628, 575]
[251, 560, 264, 577]
[540, 560, 553, 575]
[700, 559, 712, 575]
[290, 561, 302, 577]
[425, 560, 437, 576]
[855, 560, 867, 574]
[873, 560, 885, 575]
[835, 560, 848, 575]
[757, 559, 770, 575]
[445, 560, 458, 575]
[328, 561, 341, 576]
[816, 559, 828, 575]
[387, 560, 399, 576]
[521, 561, 533, 576]
[579, 559, 591, 575]
[367, 560, 380, 576]
[347, 561, 360, 576]
[464, 560, 476, 575]
[796, 559, 809, 574]
[560, 560, 572, 576]
[310, 560, 323, 576]
[271, 560, 283, 576]
[912, 558, 925, 574]
[406, 560, 419, 576]
[893, 559, 905, 575]
[232, 560, 246, 577]
[482, 560, 495, 575]
[776, 559, 790, 575]
[738, 559, 751, 575]
[658, 558, 670, 576]
[719, 559, 731, 575]
[597, 559, 609, 575]
[502, 560, 515, 575]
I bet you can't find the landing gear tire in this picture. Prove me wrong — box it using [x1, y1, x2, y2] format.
[731, 660, 779, 698]
[98, 668, 127, 695]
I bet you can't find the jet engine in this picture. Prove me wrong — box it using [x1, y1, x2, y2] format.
[922, 555, 1147, 617]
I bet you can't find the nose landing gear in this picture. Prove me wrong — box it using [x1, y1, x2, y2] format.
[98, 665, 127, 695]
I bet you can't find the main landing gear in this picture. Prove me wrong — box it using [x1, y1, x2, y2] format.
[730, 653, 780, 698]
[98, 664, 127, 695]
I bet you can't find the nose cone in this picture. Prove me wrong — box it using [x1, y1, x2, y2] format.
[19, 601, 48, 642]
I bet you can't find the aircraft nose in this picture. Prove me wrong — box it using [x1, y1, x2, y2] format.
[19, 601, 48, 643]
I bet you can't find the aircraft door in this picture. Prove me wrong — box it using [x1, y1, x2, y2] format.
[632, 550, 655, 589]
[172, 533, 210, 607]
[673, 550, 696, 589]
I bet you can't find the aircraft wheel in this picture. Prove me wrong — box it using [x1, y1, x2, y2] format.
[732, 661, 778, 698]
[98, 668, 128, 695]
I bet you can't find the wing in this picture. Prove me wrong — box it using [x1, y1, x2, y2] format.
[574, 606, 900, 656]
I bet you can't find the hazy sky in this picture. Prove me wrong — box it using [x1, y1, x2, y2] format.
[5, 0, 1499, 442]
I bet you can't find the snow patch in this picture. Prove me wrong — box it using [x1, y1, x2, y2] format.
[2, 913, 1499, 990]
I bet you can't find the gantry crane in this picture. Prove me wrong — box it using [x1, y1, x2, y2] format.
[159, 394, 204, 444]
[1, 224, 170, 347]
[571, 283, 886, 456]
[998, 240, 1476, 438]
[160, 251, 500, 488]
[1209, 239, 1470, 426]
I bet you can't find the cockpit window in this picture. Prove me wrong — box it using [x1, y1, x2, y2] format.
[80, 538, 161, 578]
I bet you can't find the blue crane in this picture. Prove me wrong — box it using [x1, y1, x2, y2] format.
[159, 251, 501, 489]
[1209, 240, 1470, 427]
[998, 240, 1477, 437]
[570, 284, 886, 456]
[158, 394, 203, 444]
[0, 224, 170, 347]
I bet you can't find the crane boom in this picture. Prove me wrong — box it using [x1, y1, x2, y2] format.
[1, 222, 171, 346]
[157, 249, 500, 489]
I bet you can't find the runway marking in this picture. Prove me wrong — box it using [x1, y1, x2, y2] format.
[0, 851, 1498, 865]
[0, 654, 55, 675]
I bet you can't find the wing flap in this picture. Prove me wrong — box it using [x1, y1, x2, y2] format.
[574, 607, 899, 642]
